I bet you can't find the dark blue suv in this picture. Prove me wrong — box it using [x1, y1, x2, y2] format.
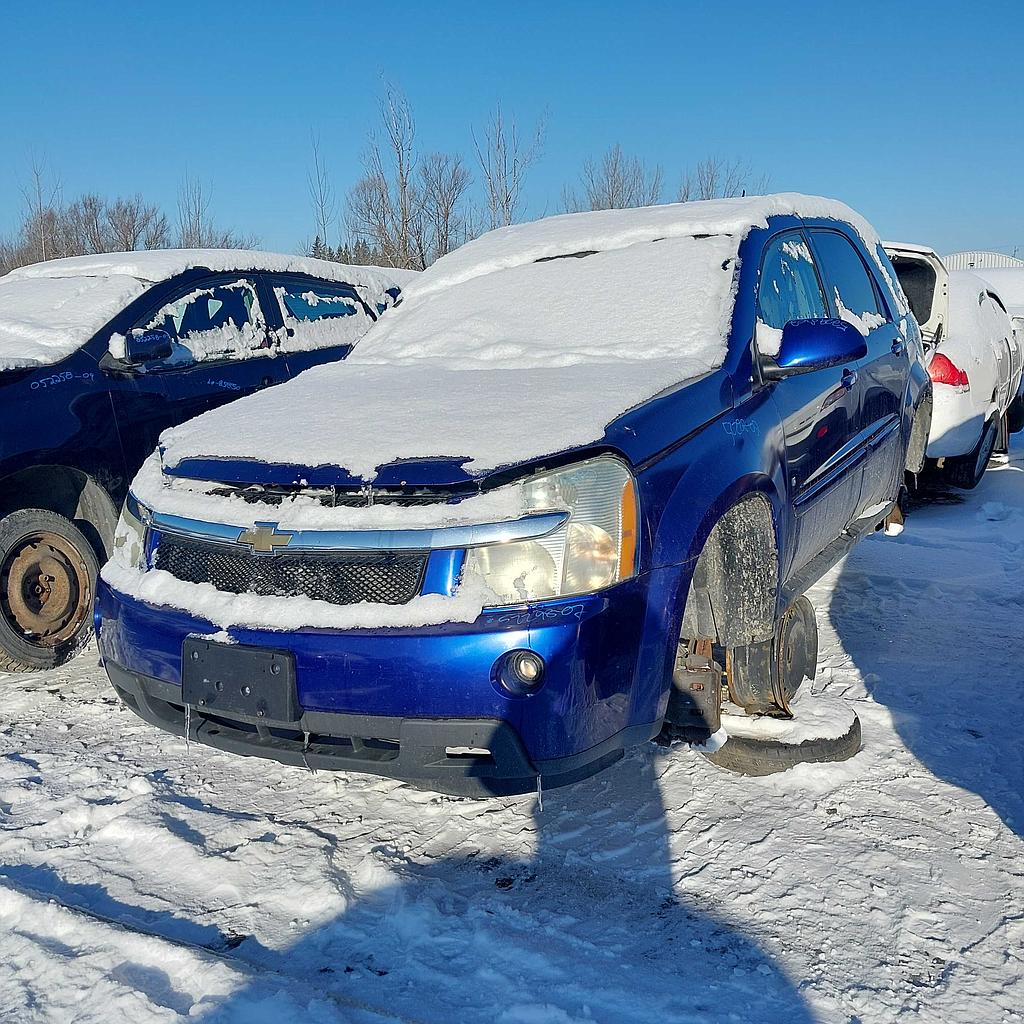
[95, 196, 932, 795]
[0, 250, 411, 671]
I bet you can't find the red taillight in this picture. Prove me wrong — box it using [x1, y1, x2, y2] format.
[928, 352, 970, 389]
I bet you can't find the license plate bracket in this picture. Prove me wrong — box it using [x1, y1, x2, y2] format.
[181, 639, 298, 722]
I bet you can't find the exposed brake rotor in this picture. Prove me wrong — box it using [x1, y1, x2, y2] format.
[725, 595, 818, 717]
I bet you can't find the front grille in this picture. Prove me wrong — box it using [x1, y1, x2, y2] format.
[154, 536, 427, 606]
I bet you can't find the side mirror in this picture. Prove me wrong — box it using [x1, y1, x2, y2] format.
[124, 328, 173, 365]
[762, 318, 867, 379]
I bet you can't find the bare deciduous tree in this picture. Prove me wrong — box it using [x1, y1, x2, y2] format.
[346, 86, 423, 269]
[418, 151, 472, 264]
[677, 157, 768, 202]
[473, 102, 545, 230]
[1, 161, 173, 273]
[19, 156, 61, 264]
[61, 193, 107, 255]
[177, 174, 256, 249]
[106, 195, 170, 251]
[307, 132, 336, 248]
[563, 144, 663, 212]
[1, 159, 250, 274]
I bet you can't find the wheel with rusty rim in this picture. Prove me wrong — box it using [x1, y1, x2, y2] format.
[0, 509, 99, 672]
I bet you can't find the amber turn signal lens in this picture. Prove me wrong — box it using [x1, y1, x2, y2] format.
[619, 477, 638, 579]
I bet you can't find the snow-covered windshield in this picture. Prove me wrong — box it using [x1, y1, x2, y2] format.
[0, 250, 415, 371]
[0, 273, 148, 371]
[351, 233, 739, 372]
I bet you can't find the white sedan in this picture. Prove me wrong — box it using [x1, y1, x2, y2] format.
[885, 242, 1022, 488]
[963, 265, 1024, 434]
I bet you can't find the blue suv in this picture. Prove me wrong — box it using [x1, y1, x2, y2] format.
[0, 250, 411, 671]
[95, 197, 931, 795]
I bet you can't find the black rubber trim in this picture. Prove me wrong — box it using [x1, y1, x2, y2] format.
[704, 713, 862, 776]
[105, 662, 657, 797]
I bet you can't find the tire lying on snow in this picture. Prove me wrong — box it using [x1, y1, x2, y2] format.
[702, 695, 862, 776]
[0, 508, 99, 673]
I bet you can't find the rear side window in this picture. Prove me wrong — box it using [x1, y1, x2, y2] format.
[280, 284, 362, 322]
[811, 230, 889, 330]
[273, 280, 374, 352]
[757, 232, 828, 330]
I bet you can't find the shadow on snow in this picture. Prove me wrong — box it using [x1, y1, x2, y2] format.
[827, 449, 1024, 837]
[190, 751, 818, 1023]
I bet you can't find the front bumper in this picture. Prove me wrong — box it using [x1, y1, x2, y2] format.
[105, 661, 655, 796]
[96, 567, 682, 796]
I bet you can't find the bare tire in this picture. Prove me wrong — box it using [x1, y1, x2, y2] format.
[940, 416, 998, 490]
[994, 411, 1010, 456]
[1008, 395, 1024, 435]
[0, 509, 98, 672]
[704, 713, 861, 776]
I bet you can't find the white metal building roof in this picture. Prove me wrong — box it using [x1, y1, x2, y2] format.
[944, 251, 1024, 271]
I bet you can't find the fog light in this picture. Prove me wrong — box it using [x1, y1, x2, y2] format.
[496, 649, 545, 696]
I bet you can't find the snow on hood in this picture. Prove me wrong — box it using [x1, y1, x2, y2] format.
[0, 249, 416, 371]
[159, 194, 884, 483]
[161, 234, 738, 481]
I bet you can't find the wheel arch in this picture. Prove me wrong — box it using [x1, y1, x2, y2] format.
[679, 488, 780, 651]
[0, 465, 118, 562]
[906, 383, 933, 475]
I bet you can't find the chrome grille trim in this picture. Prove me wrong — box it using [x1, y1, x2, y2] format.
[145, 509, 569, 552]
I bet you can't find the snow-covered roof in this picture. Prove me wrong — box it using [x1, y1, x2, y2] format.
[964, 267, 1024, 317]
[160, 194, 886, 482]
[944, 250, 1024, 271]
[948, 269, 996, 298]
[0, 250, 416, 372]
[4, 248, 416, 291]
[403, 192, 881, 304]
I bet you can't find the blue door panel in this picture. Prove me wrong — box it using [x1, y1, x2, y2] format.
[98, 273, 292, 471]
[755, 228, 864, 572]
[807, 226, 909, 511]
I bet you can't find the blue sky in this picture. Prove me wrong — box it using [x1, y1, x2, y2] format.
[2, 0, 1022, 257]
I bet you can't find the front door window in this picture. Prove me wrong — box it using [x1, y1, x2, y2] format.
[142, 279, 269, 367]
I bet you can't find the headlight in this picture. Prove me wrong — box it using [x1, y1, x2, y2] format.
[110, 494, 149, 570]
[466, 456, 638, 605]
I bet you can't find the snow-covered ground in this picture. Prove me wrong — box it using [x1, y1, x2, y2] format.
[2, 448, 1023, 1023]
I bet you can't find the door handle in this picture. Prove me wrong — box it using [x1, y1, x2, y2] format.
[891, 338, 905, 355]
[841, 369, 858, 390]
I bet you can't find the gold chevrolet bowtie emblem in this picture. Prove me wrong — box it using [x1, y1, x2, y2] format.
[236, 523, 293, 554]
